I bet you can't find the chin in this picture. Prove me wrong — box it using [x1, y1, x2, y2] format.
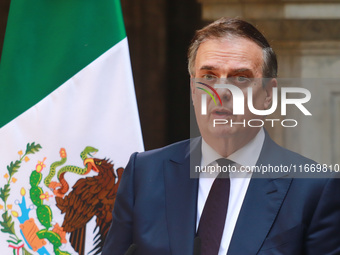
[207, 125, 240, 138]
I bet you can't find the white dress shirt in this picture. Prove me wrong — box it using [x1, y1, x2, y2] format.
[196, 128, 265, 255]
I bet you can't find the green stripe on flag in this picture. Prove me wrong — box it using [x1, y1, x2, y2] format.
[0, 0, 126, 127]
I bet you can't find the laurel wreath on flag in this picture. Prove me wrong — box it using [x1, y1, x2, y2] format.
[0, 143, 71, 255]
[0, 142, 42, 255]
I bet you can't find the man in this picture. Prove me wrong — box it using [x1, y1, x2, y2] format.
[102, 18, 340, 255]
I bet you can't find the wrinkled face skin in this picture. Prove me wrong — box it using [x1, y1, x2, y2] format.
[191, 37, 275, 153]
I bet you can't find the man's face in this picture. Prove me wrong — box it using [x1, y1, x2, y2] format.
[191, 37, 275, 145]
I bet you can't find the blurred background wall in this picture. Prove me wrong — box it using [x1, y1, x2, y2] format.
[1, 0, 340, 165]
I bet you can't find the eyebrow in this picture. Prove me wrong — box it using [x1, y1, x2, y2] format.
[233, 68, 252, 73]
[199, 66, 253, 74]
[199, 65, 217, 71]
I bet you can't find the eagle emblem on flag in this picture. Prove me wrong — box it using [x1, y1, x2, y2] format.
[0, 143, 123, 255]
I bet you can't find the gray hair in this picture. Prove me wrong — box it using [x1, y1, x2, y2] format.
[188, 18, 277, 79]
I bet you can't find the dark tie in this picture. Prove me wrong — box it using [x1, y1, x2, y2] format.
[198, 158, 233, 255]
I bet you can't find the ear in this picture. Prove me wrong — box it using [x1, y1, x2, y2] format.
[190, 75, 197, 105]
[190, 75, 196, 95]
[263, 78, 277, 109]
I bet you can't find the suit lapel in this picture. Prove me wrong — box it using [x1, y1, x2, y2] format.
[164, 138, 201, 255]
[227, 132, 293, 254]
[227, 177, 292, 254]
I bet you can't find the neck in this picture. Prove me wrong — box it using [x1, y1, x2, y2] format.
[203, 128, 261, 157]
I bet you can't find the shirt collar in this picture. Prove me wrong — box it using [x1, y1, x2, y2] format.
[201, 128, 265, 168]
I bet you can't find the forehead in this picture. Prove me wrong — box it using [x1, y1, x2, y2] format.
[194, 37, 263, 76]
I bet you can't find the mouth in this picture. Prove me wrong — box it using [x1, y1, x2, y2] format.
[211, 108, 232, 118]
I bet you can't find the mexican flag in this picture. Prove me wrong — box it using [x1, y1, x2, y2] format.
[0, 1, 144, 255]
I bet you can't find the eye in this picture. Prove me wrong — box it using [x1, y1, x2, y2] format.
[200, 74, 219, 85]
[229, 76, 251, 85]
[236, 76, 250, 82]
[202, 74, 218, 81]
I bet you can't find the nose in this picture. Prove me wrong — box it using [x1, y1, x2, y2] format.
[215, 81, 232, 104]
[217, 88, 232, 103]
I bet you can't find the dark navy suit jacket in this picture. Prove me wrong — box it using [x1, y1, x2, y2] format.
[102, 133, 340, 255]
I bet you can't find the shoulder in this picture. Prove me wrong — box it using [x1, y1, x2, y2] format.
[260, 131, 316, 166]
[122, 138, 198, 192]
[137, 139, 191, 159]
[259, 131, 336, 180]
[131, 137, 200, 165]
[123, 138, 196, 176]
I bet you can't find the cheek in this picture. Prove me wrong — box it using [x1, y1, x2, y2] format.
[192, 90, 213, 108]
[192, 93, 206, 117]
[244, 87, 267, 111]
[192, 91, 200, 107]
